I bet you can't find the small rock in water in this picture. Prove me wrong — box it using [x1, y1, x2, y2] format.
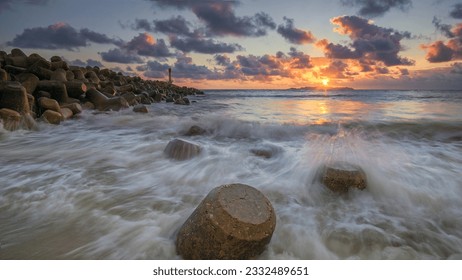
[185, 125, 206, 136]
[41, 110, 62, 125]
[319, 162, 367, 193]
[163, 138, 201, 160]
[176, 183, 276, 259]
[133, 104, 148, 113]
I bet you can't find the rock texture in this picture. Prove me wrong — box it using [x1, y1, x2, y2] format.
[176, 183, 276, 260]
[164, 138, 201, 160]
[319, 162, 367, 193]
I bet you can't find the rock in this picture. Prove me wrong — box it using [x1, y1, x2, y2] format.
[85, 71, 100, 84]
[176, 183, 276, 260]
[38, 97, 61, 113]
[185, 125, 206, 136]
[50, 55, 62, 62]
[17, 73, 39, 94]
[5, 56, 28, 68]
[50, 60, 69, 71]
[11, 48, 27, 57]
[72, 69, 86, 81]
[250, 149, 273, 159]
[319, 162, 367, 193]
[36, 81, 69, 103]
[0, 68, 8, 81]
[59, 107, 73, 119]
[0, 108, 21, 131]
[164, 138, 201, 160]
[0, 82, 30, 114]
[41, 110, 62, 125]
[50, 68, 68, 82]
[133, 104, 148, 113]
[174, 98, 187, 105]
[28, 59, 52, 80]
[66, 70, 75, 81]
[61, 103, 82, 115]
[85, 88, 129, 111]
[82, 101, 95, 110]
[121, 92, 138, 106]
[153, 92, 163, 102]
[64, 81, 87, 99]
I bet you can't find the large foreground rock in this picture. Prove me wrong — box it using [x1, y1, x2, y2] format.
[176, 183, 276, 259]
[163, 138, 201, 160]
[319, 162, 367, 193]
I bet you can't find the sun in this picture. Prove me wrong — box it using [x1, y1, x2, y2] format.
[322, 78, 329, 86]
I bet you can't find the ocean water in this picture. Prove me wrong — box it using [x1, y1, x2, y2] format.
[1, 89, 462, 259]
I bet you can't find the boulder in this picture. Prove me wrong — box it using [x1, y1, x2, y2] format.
[28, 59, 52, 80]
[41, 110, 62, 125]
[0, 82, 30, 114]
[164, 138, 201, 160]
[61, 103, 82, 115]
[0, 68, 8, 81]
[85, 88, 129, 111]
[176, 183, 276, 259]
[185, 125, 206, 136]
[133, 104, 148, 113]
[319, 162, 367, 193]
[38, 97, 61, 113]
[5, 56, 28, 68]
[59, 107, 73, 119]
[250, 149, 273, 159]
[11, 48, 27, 57]
[50, 60, 69, 71]
[0, 108, 21, 131]
[17, 73, 39, 94]
[36, 81, 69, 103]
[50, 68, 68, 82]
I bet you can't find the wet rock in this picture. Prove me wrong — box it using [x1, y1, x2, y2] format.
[38, 97, 61, 113]
[0, 68, 8, 81]
[41, 110, 62, 125]
[133, 104, 148, 113]
[36, 81, 69, 103]
[59, 107, 73, 120]
[185, 125, 206, 136]
[319, 162, 367, 193]
[250, 149, 273, 159]
[176, 183, 276, 259]
[61, 103, 82, 115]
[121, 92, 138, 106]
[0, 108, 21, 131]
[50, 68, 68, 82]
[17, 73, 39, 94]
[64, 81, 87, 99]
[0, 82, 30, 114]
[86, 88, 129, 111]
[164, 138, 201, 160]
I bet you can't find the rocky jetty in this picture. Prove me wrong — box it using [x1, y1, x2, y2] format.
[0, 48, 203, 131]
[176, 183, 276, 259]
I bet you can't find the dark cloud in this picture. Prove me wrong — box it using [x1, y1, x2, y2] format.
[170, 37, 243, 54]
[320, 60, 350, 78]
[7, 22, 121, 50]
[340, 0, 412, 17]
[148, 0, 275, 37]
[100, 48, 144, 64]
[277, 17, 316, 45]
[125, 33, 173, 57]
[0, 0, 49, 14]
[214, 54, 231, 66]
[153, 16, 194, 36]
[287, 47, 314, 68]
[70, 58, 104, 68]
[143, 60, 170, 78]
[450, 3, 462, 19]
[318, 16, 414, 66]
[423, 22, 462, 63]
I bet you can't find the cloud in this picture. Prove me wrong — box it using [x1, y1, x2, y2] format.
[125, 33, 173, 57]
[153, 16, 195, 36]
[423, 21, 462, 63]
[100, 48, 144, 64]
[277, 17, 316, 45]
[148, 0, 276, 37]
[169, 37, 243, 54]
[320, 60, 350, 78]
[70, 58, 105, 68]
[0, 0, 49, 14]
[7, 22, 121, 50]
[340, 0, 412, 17]
[450, 3, 462, 19]
[318, 16, 414, 66]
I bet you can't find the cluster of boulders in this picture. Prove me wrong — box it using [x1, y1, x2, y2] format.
[0, 48, 203, 130]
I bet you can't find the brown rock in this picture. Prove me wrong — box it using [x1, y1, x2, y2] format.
[250, 149, 273, 159]
[17, 73, 39, 94]
[0, 108, 21, 131]
[121, 92, 138, 106]
[86, 88, 129, 111]
[28, 59, 52, 80]
[64, 81, 87, 98]
[72, 69, 86, 81]
[319, 162, 367, 193]
[82, 101, 95, 110]
[176, 183, 276, 260]
[5, 56, 28, 68]
[0, 68, 8, 81]
[0, 82, 30, 114]
[185, 125, 206, 136]
[50, 55, 62, 62]
[11, 48, 27, 57]
[36, 80, 69, 103]
[66, 70, 75, 81]
[133, 104, 148, 113]
[41, 110, 62, 125]
[38, 97, 61, 113]
[164, 138, 201, 160]
[50, 60, 69, 71]
[61, 103, 83, 115]
[59, 107, 73, 119]
[50, 68, 68, 82]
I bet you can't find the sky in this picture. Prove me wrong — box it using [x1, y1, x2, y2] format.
[1, 0, 462, 90]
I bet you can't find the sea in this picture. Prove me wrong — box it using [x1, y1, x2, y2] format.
[1, 89, 462, 260]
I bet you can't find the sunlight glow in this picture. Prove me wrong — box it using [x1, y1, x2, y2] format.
[322, 78, 329, 86]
